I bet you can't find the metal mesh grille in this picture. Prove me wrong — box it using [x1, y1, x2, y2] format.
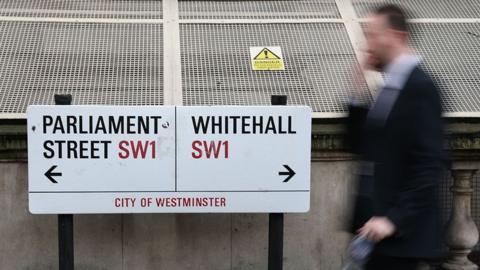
[0, 21, 163, 113]
[353, 0, 480, 18]
[180, 23, 370, 111]
[0, 0, 162, 19]
[179, 0, 340, 20]
[410, 23, 480, 113]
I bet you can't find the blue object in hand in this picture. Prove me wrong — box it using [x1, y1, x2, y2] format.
[341, 235, 375, 270]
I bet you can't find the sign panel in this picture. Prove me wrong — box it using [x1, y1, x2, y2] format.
[250, 46, 285, 71]
[28, 106, 311, 214]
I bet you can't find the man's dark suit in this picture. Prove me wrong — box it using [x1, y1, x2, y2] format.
[347, 66, 444, 259]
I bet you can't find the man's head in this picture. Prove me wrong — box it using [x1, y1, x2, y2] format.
[365, 4, 410, 71]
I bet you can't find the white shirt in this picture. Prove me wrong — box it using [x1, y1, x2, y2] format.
[383, 53, 422, 91]
[367, 54, 421, 125]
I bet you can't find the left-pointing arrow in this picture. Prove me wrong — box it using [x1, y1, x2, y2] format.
[45, 165, 62, 184]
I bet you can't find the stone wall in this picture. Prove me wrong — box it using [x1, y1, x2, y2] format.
[0, 161, 356, 270]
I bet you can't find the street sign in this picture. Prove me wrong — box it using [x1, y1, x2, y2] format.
[27, 106, 311, 214]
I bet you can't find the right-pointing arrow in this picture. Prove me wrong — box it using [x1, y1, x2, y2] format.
[279, 165, 295, 182]
[45, 165, 62, 184]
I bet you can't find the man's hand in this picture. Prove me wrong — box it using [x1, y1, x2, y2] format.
[357, 217, 396, 242]
[349, 52, 378, 102]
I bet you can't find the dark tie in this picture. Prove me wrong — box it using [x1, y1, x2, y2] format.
[367, 86, 400, 126]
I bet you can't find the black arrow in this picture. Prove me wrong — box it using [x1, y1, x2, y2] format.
[279, 165, 295, 182]
[45, 165, 62, 184]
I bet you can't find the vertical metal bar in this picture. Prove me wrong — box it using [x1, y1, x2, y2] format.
[268, 213, 284, 270]
[55, 94, 74, 270]
[163, 0, 183, 105]
[268, 95, 287, 270]
[58, 214, 74, 270]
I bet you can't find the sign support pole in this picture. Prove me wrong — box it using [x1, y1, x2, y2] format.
[55, 94, 74, 270]
[268, 95, 287, 270]
[268, 213, 284, 270]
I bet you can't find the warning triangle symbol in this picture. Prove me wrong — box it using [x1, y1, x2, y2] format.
[254, 48, 281, 60]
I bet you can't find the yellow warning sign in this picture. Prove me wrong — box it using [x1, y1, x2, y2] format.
[250, 46, 285, 71]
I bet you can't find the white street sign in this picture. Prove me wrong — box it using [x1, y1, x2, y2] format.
[27, 106, 311, 214]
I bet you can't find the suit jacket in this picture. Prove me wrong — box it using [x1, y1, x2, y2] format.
[347, 66, 444, 258]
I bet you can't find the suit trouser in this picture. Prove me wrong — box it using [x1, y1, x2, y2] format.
[365, 253, 420, 270]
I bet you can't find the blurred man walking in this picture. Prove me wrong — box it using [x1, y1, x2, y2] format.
[347, 4, 443, 270]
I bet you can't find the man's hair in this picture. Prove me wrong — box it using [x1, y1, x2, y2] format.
[374, 4, 409, 32]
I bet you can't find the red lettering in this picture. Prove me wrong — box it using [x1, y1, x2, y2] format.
[114, 198, 136, 207]
[192, 140, 229, 159]
[222, 141, 229, 159]
[204, 140, 221, 159]
[118, 140, 129, 159]
[119, 140, 155, 159]
[150, 141, 156, 159]
[130, 140, 149, 159]
[192, 140, 202, 159]
[183, 198, 192, 207]
[156, 198, 165, 207]
[115, 198, 121, 207]
[154, 197, 226, 208]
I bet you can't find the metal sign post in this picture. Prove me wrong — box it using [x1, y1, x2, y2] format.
[268, 213, 284, 270]
[54, 94, 74, 270]
[268, 95, 287, 270]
